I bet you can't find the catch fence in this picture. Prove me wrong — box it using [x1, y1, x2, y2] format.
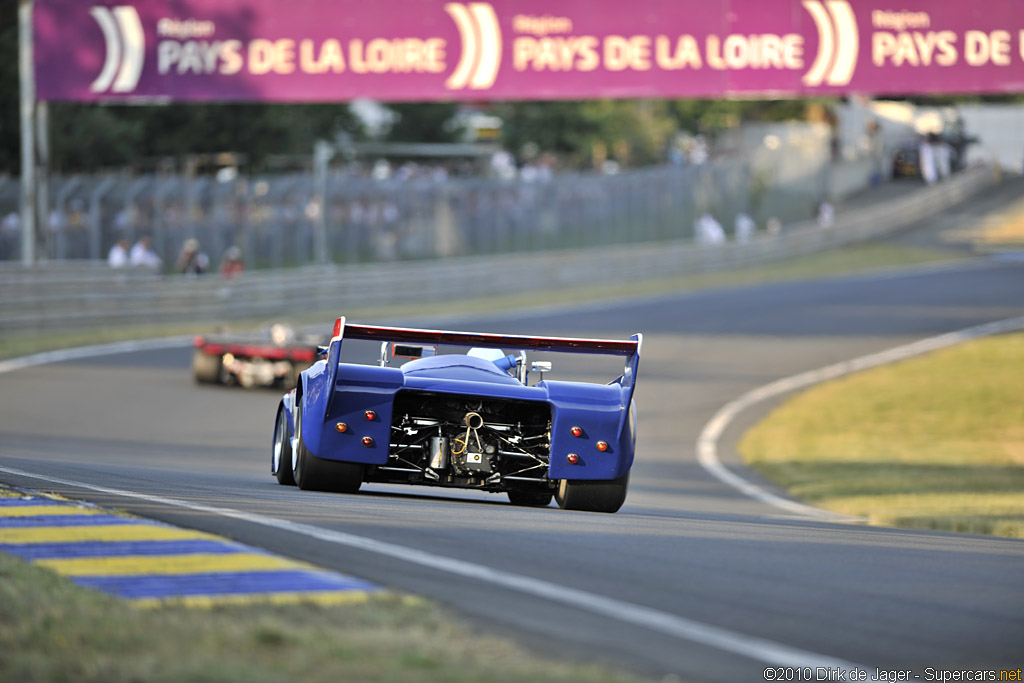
[0, 164, 998, 336]
[0, 155, 829, 271]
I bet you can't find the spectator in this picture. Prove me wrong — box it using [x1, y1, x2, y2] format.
[919, 133, 939, 185]
[1, 211, 20, 260]
[1, 211, 19, 233]
[219, 245, 245, 279]
[734, 212, 756, 244]
[689, 135, 709, 165]
[695, 212, 725, 245]
[935, 136, 952, 180]
[129, 235, 162, 270]
[816, 200, 835, 229]
[175, 238, 209, 275]
[108, 235, 130, 268]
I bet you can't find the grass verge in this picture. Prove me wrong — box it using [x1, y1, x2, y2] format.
[739, 332, 1024, 538]
[0, 551, 647, 683]
[0, 242, 963, 361]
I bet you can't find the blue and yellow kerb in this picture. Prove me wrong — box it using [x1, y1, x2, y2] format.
[0, 486, 381, 608]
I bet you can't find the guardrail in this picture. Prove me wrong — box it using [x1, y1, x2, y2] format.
[0, 165, 998, 337]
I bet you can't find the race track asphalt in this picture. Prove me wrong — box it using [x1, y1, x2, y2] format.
[2, 180, 1023, 682]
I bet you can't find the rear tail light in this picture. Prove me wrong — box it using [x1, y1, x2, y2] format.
[364, 410, 377, 421]
[362, 436, 374, 447]
[596, 441, 609, 452]
[570, 426, 583, 437]
[566, 453, 580, 464]
[336, 422, 348, 433]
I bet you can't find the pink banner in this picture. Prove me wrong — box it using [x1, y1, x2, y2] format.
[34, 0, 1024, 103]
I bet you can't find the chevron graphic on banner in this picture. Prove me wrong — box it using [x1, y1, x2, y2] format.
[444, 2, 502, 90]
[89, 6, 146, 93]
[802, 0, 859, 87]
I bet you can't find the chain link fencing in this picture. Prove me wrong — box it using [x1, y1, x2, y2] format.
[1, 137, 843, 271]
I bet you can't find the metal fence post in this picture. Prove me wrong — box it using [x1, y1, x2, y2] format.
[54, 176, 81, 260]
[184, 156, 199, 241]
[35, 100, 50, 260]
[241, 178, 255, 270]
[313, 141, 333, 265]
[89, 177, 115, 261]
[18, 0, 36, 265]
[124, 176, 149, 244]
[152, 176, 170, 264]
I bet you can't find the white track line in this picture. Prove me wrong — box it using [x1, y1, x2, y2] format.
[0, 465, 866, 672]
[697, 315, 1024, 520]
[0, 336, 193, 375]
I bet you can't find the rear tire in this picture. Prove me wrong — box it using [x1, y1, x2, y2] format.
[192, 350, 222, 384]
[555, 472, 629, 513]
[292, 400, 364, 493]
[507, 489, 553, 507]
[272, 408, 295, 486]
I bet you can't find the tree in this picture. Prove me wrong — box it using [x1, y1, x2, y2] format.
[41, 102, 364, 173]
[666, 99, 821, 137]
[382, 102, 463, 142]
[495, 99, 677, 169]
[0, 0, 21, 174]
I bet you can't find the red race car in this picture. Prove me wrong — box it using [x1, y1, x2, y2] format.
[193, 322, 324, 389]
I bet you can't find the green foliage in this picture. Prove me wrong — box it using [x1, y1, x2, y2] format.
[49, 107, 145, 172]
[46, 103, 364, 172]
[383, 102, 464, 142]
[495, 98, 836, 168]
[667, 99, 746, 135]
[666, 98, 825, 135]
[904, 94, 1024, 106]
[495, 99, 677, 168]
[0, 0, 20, 174]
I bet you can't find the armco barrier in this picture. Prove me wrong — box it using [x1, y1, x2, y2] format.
[0, 166, 999, 337]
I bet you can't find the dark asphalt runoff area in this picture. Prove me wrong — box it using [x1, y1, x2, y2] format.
[2, 178, 1023, 682]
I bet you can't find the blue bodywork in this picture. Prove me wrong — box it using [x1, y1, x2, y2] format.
[276, 318, 641, 491]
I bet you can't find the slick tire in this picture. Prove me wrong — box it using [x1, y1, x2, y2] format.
[272, 407, 295, 486]
[292, 401, 364, 494]
[555, 472, 629, 513]
[192, 350, 222, 384]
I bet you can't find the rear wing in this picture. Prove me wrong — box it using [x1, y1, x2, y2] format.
[334, 318, 639, 355]
[322, 316, 641, 404]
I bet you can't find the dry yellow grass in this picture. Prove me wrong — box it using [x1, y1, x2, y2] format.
[942, 194, 1024, 248]
[740, 333, 1024, 537]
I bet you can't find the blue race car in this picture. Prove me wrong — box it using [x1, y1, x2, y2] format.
[272, 317, 641, 513]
